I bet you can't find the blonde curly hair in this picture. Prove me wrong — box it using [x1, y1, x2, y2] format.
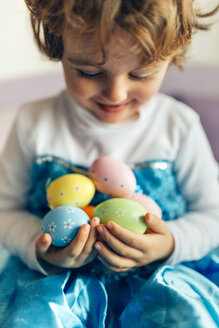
[25, 0, 218, 67]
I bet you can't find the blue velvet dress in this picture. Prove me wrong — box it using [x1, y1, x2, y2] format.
[0, 155, 218, 328]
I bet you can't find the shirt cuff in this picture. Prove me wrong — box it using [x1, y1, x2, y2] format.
[25, 232, 49, 275]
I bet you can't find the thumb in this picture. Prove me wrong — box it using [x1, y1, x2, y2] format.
[36, 233, 52, 256]
[145, 213, 167, 234]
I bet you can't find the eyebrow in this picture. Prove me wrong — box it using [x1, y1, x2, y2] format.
[66, 56, 164, 73]
[67, 57, 101, 67]
[133, 66, 160, 73]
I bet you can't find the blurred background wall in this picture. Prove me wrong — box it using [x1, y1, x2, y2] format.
[0, 1, 219, 155]
[0, 0, 219, 82]
[0, 2, 61, 81]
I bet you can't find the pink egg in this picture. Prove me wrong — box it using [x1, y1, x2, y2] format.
[88, 156, 136, 197]
[125, 193, 162, 219]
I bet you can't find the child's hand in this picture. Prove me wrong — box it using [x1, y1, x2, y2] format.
[36, 217, 100, 270]
[94, 213, 174, 272]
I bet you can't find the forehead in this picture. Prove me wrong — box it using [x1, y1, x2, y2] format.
[62, 26, 142, 65]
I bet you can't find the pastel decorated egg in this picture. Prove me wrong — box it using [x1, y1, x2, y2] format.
[88, 156, 136, 198]
[125, 193, 162, 219]
[94, 198, 147, 234]
[46, 174, 95, 209]
[42, 206, 90, 247]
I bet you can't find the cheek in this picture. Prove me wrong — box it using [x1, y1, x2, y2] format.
[64, 71, 97, 100]
[136, 78, 164, 102]
[65, 75, 87, 97]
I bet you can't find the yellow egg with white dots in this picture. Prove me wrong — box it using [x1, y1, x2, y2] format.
[46, 174, 95, 209]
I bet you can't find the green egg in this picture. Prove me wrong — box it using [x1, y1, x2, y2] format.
[94, 198, 147, 234]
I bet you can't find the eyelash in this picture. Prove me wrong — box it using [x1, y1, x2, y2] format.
[76, 69, 102, 80]
[76, 69, 151, 81]
[129, 74, 151, 81]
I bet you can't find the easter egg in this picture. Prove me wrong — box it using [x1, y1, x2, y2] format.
[125, 193, 162, 219]
[88, 156, 136, 198]
[82, 205, 95, 219]
[42, 206, 90, 247]
[46, 174, 95, 209]
[94, 198, 147, 234]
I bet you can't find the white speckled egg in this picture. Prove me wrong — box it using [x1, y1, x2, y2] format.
[94, 198, 147, 234]
[88, 156, 136, 197]
[42, 206, 90, 247]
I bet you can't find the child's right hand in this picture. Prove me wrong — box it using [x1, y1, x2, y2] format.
[35, 217, 100, 270]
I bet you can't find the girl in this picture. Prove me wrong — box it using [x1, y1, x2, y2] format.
[0, 1, 219, 327]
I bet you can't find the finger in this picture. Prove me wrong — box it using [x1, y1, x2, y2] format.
[97, 225, 142, 260]
[145, 213, 168, 234]
[36, 233, 52, 256]
[104, 221, 147, 252]
[97, 256, 131, 272]
[87, 217, 100, 246]
[77, 217, 100, 262]
[65, 223, 90, 259]
[94, 241, 135, 269]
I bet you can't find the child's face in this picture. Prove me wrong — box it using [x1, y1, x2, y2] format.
[62, 27, 169, 124]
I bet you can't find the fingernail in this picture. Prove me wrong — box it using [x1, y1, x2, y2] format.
[84, 224, 90, 232]
[42, 234, 49, 245]
[94, 243, 101, 250]
[97, 226, 103, 233]
[146, 213, 153, 220]
[106, 222, 112, 230]
[93, 217, 99, 225]
[42, 238, 48, 245]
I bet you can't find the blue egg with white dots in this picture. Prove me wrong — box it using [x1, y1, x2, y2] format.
[42, 206, 90, 247]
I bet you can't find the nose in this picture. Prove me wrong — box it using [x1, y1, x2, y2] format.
[101, 76, 128, 104]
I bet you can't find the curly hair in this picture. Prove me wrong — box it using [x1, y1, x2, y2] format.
[24, 0, 219, 67]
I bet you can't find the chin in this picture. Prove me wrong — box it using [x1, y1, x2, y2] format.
[97, 116, 123, 124]
[100, 111, 141, 123]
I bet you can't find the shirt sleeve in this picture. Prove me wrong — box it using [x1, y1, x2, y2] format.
[0, 106, 48, 274]
[165, 116, 219, 264]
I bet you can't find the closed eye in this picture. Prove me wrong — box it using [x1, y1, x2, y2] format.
[76, 69, 103, 80]
[128, 73, 152, 81]
[76, 68, 153, 81]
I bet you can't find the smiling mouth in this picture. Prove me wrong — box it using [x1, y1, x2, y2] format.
[96, 102, 129, 113]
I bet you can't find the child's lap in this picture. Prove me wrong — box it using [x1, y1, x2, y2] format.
[0, 255, 218, 328]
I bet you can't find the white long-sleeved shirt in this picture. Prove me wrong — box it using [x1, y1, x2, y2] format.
[0, 91, 218, 274]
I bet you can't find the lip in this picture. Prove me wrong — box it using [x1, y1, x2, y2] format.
[96, 102, 129, 114]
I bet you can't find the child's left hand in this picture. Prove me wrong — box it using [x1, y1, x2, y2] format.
[94, 213, 174, 272]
